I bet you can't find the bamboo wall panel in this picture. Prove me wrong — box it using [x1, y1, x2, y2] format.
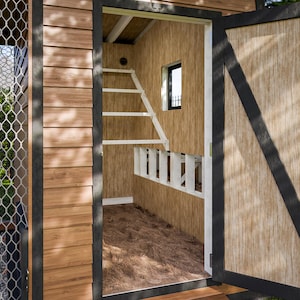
[43, 2, 94, 299]
[133, 176, 204, 242]
[224, 19, 300, 288]
[103, 43, 137, 198]
[134, 20, 204, 155]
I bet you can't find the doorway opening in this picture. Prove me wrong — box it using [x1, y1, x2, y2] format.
[101, 7, 213, 295]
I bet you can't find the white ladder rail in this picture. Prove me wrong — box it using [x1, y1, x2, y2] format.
[102, 68, 169, 151]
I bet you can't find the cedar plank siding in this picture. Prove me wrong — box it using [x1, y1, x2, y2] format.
[42, 1, 93, 299]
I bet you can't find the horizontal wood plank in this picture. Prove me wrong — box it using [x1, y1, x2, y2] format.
[43, 67, 93, 88]
[44, 87, 93, 108]
[44, 245, 92, 270]
[44, 225, 92, 250]
[43, 107, 92, 128]
[44, 46, 93, 68]
[44, 128, 92, 147]
[44, 6, 92, 30]
[44, 186, 93, 208]
[44, 147, 93, 168]
[44, 283, 93, 300]
[44, 0, 92, 10]
[44, 26, 92, 49]
[44, 264, 92, 291]
[44, 167, 92, 188]
[44, 206, 92, 229]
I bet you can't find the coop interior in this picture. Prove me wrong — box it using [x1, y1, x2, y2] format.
[102, 9, 211, 295]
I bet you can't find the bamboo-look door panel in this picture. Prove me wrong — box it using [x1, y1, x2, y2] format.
[223, 18, 300, 289]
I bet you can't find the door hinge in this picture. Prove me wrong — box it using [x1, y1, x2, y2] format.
[210, 253, 213, 268]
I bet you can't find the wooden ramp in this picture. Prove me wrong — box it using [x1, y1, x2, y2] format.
[144, 284, 245, 300]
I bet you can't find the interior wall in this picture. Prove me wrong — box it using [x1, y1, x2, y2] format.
[134, 20, 205, 155]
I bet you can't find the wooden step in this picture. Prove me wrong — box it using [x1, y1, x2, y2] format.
[143, 286, 229, 300]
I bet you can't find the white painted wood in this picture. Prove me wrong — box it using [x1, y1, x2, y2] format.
[170, 152, 181, 188]
[159, 150, 168, 183]
[103, 112, 151, 117]
[102, 88, 141, 93]
[148, 148, 157, 179]
[134, 147, 140, 175]
[140, 148, 148, 177]
[102, 139, 164, 145]
[103, 68, 134, 74]
[204, 22, 213, 275]
[185, 154, 195, 192]
[103, 197, 133, 206]
[105, 15, 133, 43]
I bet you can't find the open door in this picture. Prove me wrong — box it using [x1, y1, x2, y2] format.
[213, 3, 300, 298]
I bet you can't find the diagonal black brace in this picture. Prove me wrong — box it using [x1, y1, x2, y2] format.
[222, 31, 300, 238]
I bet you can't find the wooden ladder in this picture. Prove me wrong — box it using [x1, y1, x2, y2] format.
[102, 68, 169, 150]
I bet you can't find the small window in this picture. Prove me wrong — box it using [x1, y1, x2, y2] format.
[161, 61, 182, 111]
[168, 63, 182, 109]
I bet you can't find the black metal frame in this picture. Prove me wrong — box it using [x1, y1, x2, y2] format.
[31, 0, 44, 299]
[168, 62, 182, 110]
[212, 2, 300, 299]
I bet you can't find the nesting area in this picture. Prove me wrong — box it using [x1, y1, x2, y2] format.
[103, 204, 209, 295]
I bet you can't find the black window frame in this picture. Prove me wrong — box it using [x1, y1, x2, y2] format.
[168, 62, 182, 110]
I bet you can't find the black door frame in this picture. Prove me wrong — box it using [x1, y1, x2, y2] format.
[95, 1, 220, 299]
[212, 2, 300, 299]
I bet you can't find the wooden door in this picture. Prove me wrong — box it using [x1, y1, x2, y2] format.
[213, 3, 300, 298]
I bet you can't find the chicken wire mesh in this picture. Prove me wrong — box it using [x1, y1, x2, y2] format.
[0, 1, 28, 299]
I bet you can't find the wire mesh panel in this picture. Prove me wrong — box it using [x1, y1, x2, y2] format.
[0, 1, 28, 299]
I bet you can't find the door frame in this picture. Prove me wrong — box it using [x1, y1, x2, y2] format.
[212, 2, 300, 298]
[98, 0, 218, 299]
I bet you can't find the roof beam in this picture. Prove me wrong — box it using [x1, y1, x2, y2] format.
[105, 15, 133, 43]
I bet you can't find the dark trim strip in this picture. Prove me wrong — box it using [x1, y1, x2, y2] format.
[212, 16, 226, 283]
[222, 31, 300, 237]
[31, 0, 43, 299]
[92, 0, 103, 299]
[222, 1, 300, 29]
[224, 271, 300, 299]
[103, 0, 221, 19]
[103, 279, 217, 300]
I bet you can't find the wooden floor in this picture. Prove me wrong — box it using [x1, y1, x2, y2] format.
[144, 284, 246, 300]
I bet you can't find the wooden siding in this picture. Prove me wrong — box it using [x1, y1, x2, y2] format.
[224, 19, 300, 287]
[133, 176, 204, 242]
[43, 1, 94, 299]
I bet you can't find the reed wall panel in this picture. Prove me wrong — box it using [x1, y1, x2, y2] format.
[133, 176, 204, 242]
[134, 20, 205, 155]
[102, 43, 137, 198]
[224, 19, 300, 287]
[42, 2, 94, 299]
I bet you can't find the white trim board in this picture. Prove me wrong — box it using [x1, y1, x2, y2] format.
[103, 197, 134, 206]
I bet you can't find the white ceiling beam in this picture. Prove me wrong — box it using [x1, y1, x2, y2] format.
[106, 15, 133, 43]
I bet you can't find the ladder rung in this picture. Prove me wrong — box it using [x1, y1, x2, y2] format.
[103, 112, 151, 117]
[103, 139, 165, 145]
[103, 68, 134, 74]
[103, 88, 142, 94]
